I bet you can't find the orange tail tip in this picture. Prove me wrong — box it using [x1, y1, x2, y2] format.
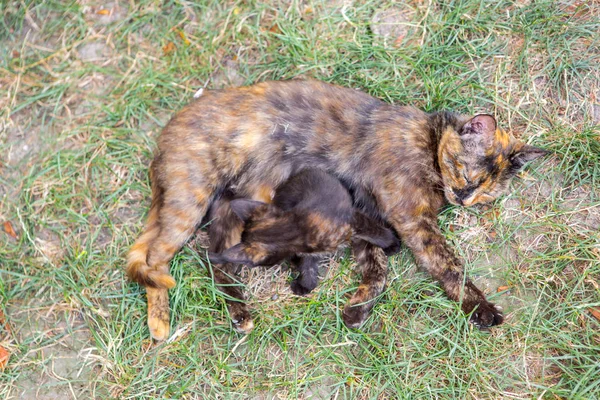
[126, 260, 176, 289]
[148, 270, 177, 289]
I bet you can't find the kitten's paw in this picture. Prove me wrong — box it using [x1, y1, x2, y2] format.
[468, 301, 504, 328]
[290, 279, 315, 296]
[148, 316, 170, 341]
[342, 303, 371, 329]
[229, 305, 254, 334]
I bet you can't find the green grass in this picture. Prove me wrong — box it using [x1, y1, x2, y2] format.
[1, 0, 599, 398]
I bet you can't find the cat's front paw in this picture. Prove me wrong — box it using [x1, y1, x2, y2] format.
[233, 317, 254, 334]
[467, 301, 503, 328]
[342, 303, 371, 328]
[290, 279, 316, 296]
[229, 304, 254, 334]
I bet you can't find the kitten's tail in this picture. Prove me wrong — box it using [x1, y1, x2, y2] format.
[125, 164, 176, 289]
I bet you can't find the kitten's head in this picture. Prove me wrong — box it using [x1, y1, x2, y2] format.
[208, 199, 300, 267]
[438, 114, 548, 206]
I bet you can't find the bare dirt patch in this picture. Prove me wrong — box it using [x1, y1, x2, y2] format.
[6, 299, 102, 399]
[2, 113, 42, 168]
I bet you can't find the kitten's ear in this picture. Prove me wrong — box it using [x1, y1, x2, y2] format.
[460, 114, 497, 137]
[352, 211, 400, 252]
[510, 144, 549, 171]
[208, 244, 255, 266]
[230, 199, 267, 223]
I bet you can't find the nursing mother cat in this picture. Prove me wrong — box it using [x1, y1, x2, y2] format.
[126, 79, 547, 340]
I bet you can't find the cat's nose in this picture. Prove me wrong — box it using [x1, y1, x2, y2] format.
[452, 189, 464, 205]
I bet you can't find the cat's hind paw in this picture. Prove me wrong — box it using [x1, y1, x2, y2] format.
[469, 302, 503, 329]
[342, 301, 374, 329]
[148, 316, 170, 341]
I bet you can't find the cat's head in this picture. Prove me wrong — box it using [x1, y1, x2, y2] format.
[438, 114, 548, 206]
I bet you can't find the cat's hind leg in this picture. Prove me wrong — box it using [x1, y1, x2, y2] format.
[342, 239, 388, 328]
[144, 186, 211, 340]
[128, 199, 172, 340]
[126, 163, 179, 340]
[126, 163, 174, 290]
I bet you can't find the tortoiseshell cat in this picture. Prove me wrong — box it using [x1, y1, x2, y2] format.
[126, 79, 547, 340]
[206, 168, 401, 332]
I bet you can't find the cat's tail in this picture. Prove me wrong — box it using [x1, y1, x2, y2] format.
[125, 164, 176, 289]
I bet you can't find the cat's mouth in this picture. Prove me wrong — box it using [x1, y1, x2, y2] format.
[445, 188, 495, 207]
[444, 189, 463, 206]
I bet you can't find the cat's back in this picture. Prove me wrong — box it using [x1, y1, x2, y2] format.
[159, 80, 382, 140]
[205, 79, 376, 104]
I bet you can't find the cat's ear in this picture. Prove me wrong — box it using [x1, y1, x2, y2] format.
[230, 199, 268, 223]
[208, 244, 254, 266]
[459, 114, 497, 153]
[510, 144, 549, 171]
[460, 114, 497, 137]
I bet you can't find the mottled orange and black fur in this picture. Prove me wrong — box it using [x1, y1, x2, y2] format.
[126, 80, 547, 340]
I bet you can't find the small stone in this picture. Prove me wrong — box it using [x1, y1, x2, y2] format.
[271, 294, 279, 301]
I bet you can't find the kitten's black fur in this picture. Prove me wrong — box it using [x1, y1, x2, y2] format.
[208, 169, 400, 295]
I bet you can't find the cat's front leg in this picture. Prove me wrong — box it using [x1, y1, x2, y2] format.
[342, 239, 388, 328]
[289, 255, 321, 296]
[395, 216, 503, 328]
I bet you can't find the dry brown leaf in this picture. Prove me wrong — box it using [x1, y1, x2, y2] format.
[163, 42, 176, 55]
[394, 34, 408, 47]
[497, 285, 511, 292]
[3, 221, 17, 239]
[483, 208, 501, 220]
[589, 307, 600, 322]
[0, 346, 9, 370]
[269, 24, 281, 34]
[563, 1, 590, 19]
[96, 9, 110, 15]
[177, 30, 190, 46]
